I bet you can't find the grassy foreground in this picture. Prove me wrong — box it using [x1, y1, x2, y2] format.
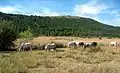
[0, 47, 120, 73]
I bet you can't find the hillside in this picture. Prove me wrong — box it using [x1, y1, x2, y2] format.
[0, 12, 120, 37]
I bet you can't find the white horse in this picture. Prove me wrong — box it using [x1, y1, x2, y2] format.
[109, 41, 117, 47]
[18, 42, 32, 52]
[45, 43, 56, 51]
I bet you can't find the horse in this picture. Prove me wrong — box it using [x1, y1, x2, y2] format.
[18, 42, 32, 52]
[68, 41, 77, 49]
[109, 41, 117, 47]
[83, 42, 98, 49]
[76, 42, 84, 47]
[45, 43, 57, 51]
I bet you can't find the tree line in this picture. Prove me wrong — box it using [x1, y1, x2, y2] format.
[0, 12, 120, 38]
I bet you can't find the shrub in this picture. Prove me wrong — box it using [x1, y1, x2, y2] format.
[99, 43, 105, 46]
[99, 37, 102, 40]
[39, 44, 46, 50]
[18, 27, 33, 40]
[32, 44, 46, 50]
[56, 43, 67, 48]
[88, 46, 102, 53]
[107, 37, 112, 39]
[50, 41, 67, 48]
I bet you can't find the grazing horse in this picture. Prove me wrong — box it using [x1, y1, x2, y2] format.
[76, 42, 84, 47]
[18, 42, 32, 52]
[68, 41, 77, 48]
[83, 42, 98, 49]
[45, 43, 56, 51]
[109, 41, 117, 47]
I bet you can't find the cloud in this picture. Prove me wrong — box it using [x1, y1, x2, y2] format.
[73, 0, 120, 26]
[73, 0, 107, 23]
[0, 6, 15, 12]
[102, 17, 120, 26]
[0, 6, 59, 16]
[0, 6, 24, 14]
[33, 8, 59, 16]
[74, 1, 107, 16]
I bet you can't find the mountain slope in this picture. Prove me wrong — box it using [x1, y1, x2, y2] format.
[0, 12, 120, 37]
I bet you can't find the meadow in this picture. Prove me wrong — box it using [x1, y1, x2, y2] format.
[1, 37, 120, 73]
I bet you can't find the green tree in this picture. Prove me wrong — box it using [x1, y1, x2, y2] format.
[0, 20, 17, 50]
[18, 27, 33, 40]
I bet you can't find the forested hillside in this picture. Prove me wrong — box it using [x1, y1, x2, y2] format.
[0, 12, 120, 37]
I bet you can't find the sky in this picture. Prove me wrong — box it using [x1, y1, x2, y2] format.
[0, 0, 120, 26]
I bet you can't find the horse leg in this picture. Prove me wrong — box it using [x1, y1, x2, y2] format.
[54, 48, 57, 51]
[45, 49, 47, 51]
[30, 46, 32, 51]
[48, 48, 50, 51]
[83, 45, 86, 51]
[18, 48, 21, 52]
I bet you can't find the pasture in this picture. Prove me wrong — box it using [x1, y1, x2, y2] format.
[1, 37, 120, 73]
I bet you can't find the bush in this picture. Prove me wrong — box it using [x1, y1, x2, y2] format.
[107, 37, 112, 39]
[56, 43, 67, 48]
[0, 20, 17, 50]
[18, 27, 33, 40]
[50, 41, 67, 48]
[99, 37, 102, 40]
[87, 46, 102, 53]
[32, 44, 46, 50]
[39, 44, 46, 50]
[99, 43, 105, 46]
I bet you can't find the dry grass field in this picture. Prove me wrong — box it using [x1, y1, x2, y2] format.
[1, 36, 120, 73]
[32, 36, 120, 46]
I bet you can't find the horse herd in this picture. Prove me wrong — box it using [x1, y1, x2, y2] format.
[68, 41, 98, 49]
[18, 41, 119, 52]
